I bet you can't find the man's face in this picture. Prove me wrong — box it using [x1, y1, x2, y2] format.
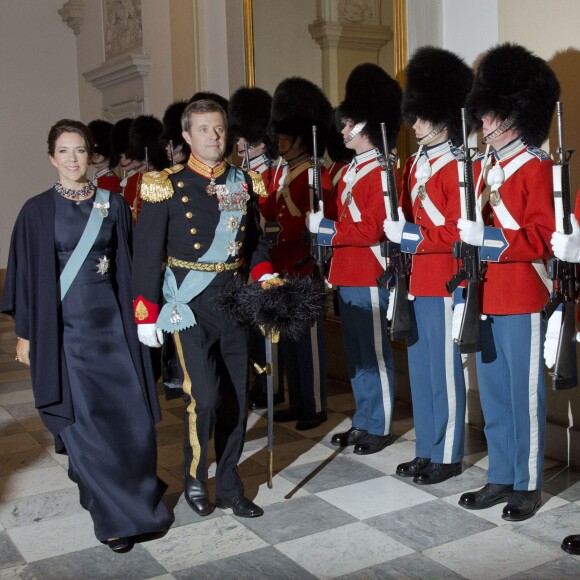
[236, 137, 266, 160]
[277, 134, 304, 160]
[182, 111, 226, 166]
[481, 113, 519, 149]
[91, 152, 107, 169]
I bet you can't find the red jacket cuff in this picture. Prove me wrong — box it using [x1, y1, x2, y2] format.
[251, 261, 274, 281]
[133, 296, 159, 324]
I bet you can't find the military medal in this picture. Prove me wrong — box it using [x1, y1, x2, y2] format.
[490, 190, 502, 207]
[417, 185, 427, 201]
[93, 200, 110, 217]
[170, 306, 182, 325]
[206, 178, 217, 196]
[96, 256, 110, 275]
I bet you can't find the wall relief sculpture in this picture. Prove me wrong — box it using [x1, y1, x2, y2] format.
[104, 0, 142, 59]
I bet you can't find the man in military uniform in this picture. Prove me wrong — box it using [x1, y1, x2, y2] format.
[457, 43, 559, 521]
[162, 100, 190, 165]
[88, 119, 121, 193]
[132, 99, 273, 518]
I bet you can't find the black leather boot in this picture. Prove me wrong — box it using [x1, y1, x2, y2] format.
[184, 476, 214, 516]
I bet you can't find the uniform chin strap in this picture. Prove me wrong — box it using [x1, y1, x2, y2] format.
[482, 112, 518, 144]
[416, 123, 446, 146]
[344, 121, 367, 143]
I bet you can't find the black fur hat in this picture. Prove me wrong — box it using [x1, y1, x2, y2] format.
[269, 77, 333, 156]
[228, 86, 277, 158]
[327, 109, 355, 163]
[336, 63, 402, 151]
[126, 114, 167, 171]
[109, 118, 132, 168]
[466, 43, 560, 147]
[162, 100, 188, 148]
[402, 46, 474, 146]
[88, 119, 113, 158]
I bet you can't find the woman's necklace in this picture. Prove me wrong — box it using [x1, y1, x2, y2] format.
[55, 180, 95, 202]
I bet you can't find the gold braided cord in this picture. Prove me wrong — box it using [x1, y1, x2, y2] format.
[248, 170, 268, 198]
[187, 155, 227, 179]
[140, 170, 175, 202]
[167, 257, 242, 272]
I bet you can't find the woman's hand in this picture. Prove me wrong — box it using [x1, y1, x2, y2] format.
[16, 338, 30, 366]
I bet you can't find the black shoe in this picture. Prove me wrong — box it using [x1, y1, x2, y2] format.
[216, 495, 264, 518]
[561, 534, 580, 555]
[396, 457, 431, 477]
[184, 476, 214, 516]
[353, 433, 392, 455]
[273, 407, 302, 422]
[331, 427, 367, 447]
[413, 461, 462, 485]
[459, 483, 514, 510]
[107, 538, 134, 553]
[249, 392, 284, 410]
[296, 411, 327, 431]
[502, 489, 541, 521]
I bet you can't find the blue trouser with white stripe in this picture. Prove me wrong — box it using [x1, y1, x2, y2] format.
[408, 296, 466, 463]
[477, 313, 546, 491]
[338, 286, 394, 436]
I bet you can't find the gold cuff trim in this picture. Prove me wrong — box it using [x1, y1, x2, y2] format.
[135, 300, 149, 321]
[167, 256, 241, 273]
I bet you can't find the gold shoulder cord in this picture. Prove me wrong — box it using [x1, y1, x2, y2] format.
[140, 164, 185, 202]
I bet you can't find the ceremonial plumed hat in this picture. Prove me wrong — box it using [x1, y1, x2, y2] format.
[465, 43, 560, 147]
[228, 86, 273, 147]
[126, 114, 167, 171]
[402, 46, 474, 146]
[88, 119, 113, 158]
[109, 117, 132, 168]
[161, 100, 188, 148]
[336, 63, 402, 150]
[269, 77, 333, 155]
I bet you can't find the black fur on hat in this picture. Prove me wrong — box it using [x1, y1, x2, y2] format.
[162, 100, 188, 149]
[126, 114, 167, 171]
[88, 119, 113, 158]
[402, 46, 474, 146]
[336, 63, 402, 151]
[109, 118, 132, 168]
[269, 77, 333, 156]
[466, 43, 560, 147]
[228, 86, 277, 158]
[216, 275, 327, 342]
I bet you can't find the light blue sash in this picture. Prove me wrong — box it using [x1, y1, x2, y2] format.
[157, 168, 246, 332]
[59, 188, 110, 303]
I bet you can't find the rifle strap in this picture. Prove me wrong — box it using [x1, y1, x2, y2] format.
[275, 160, 311, 216]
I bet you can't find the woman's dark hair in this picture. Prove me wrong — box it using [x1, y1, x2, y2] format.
[47, 119, 94, 157]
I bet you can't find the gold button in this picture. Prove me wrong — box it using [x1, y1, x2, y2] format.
[194, 243, 201, 250]
[278, 213, 283, 218]
[186, 212, 193, 218]
[241, 226, 246, 232]
[190, 228, 197, 235]
[182, 196, 189, 203]
[177, 181, 185, 188]
[417, 216, 422, 221]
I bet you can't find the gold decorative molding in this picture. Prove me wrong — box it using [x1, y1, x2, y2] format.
[243, 0, 255, 87]
[58, 0, 84, 36]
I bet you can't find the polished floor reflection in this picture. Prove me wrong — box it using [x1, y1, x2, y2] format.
[2, 314, 580, 579]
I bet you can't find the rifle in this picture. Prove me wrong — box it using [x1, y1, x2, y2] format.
[446, 108, 483, 353]
[309, 124, 328, 282]
[541, 101, 578, 390]
[169, 140, 175, 166]
[244, 141, 251, 171]
[377, 122, 412, 341]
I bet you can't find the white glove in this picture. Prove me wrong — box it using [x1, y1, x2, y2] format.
[551, 215, 580, 263]
[138, 323, 163, 348]
[258, 273, 279, 282]
[306, 201, 324, 233]
[452, 303, 464, 341]
[386, 287, 395, 321]
[457, 204, 484, 247]
[544, 310, 562, 369]
[383, 207, 406, 244]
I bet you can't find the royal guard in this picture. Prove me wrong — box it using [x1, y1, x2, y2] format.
[308, 63, 402, 454]
[124, 114, 167, 222]
[110, 118, 140, 220]
[383, 47, 474, 482]
[88, 119, 121, 193]
[326, 110, 354, 191]
[162, 100, 190, 165]
[456, 43, 559, 520]
[264, 77, 333, 430]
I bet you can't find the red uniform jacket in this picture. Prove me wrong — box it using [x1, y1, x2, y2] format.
[95, 167, 121, 194]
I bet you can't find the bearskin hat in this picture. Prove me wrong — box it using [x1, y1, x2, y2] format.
[228, 86, 277, 158]
[88, 119, 113, 158]
[126, 114, 167, 171]
[162, 100, 188, 149]
[336, 63, 402, 151]
[327, 109, 355, 164]
[269, 77, 333, 156]
[402, 46, 474, 146]
[466, 43, 560, 147]
[109, 118, 132, 168]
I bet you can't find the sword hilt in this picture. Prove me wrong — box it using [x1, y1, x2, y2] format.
[252, 362, 273, 376]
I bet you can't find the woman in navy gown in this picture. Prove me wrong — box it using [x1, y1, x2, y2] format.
[1, 119, 173, 552]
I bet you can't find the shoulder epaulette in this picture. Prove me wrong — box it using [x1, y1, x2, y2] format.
[248, 169, 268, 198]
[527, 146, 551, 161]
[140, 164, 184, 202]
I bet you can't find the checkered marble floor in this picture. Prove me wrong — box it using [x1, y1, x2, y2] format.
[2, 315, 580, 579]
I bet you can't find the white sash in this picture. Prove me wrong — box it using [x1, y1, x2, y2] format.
[275, 160, 310, 216]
